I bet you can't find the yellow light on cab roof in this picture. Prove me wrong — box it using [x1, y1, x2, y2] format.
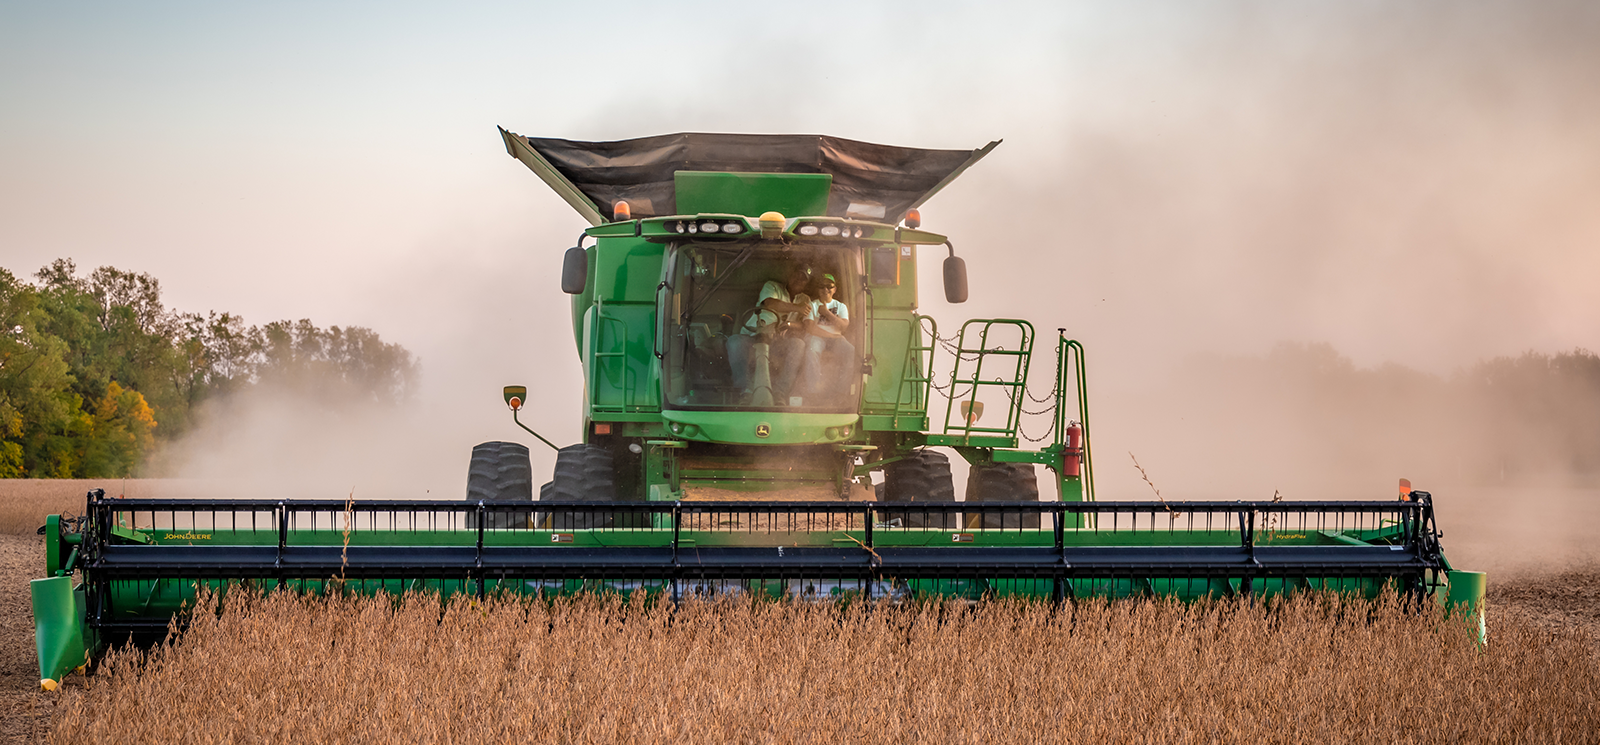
[759, 211, 785, 239]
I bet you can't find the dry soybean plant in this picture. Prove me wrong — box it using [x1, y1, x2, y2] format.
[47, 590, 1600, 744]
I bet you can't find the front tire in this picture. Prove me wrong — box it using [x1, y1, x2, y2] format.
[465, 441, 533, 528]
[879, 449, 958, 528]
[541, 443, 621, 529]
[964, 462, 1041, 529]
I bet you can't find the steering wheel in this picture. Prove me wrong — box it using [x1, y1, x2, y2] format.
[734, 306, 778, 339]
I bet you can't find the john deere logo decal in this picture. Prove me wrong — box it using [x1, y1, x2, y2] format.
[755, 423, 771, 438]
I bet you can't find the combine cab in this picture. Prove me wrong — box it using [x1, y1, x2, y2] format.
[31, 131, 1486, 688]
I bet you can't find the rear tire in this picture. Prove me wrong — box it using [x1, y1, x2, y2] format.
[879, 449, 958, 528]
[465, 441, 533, 529]
[965, 462, 1041, 529]
[541, 443, 622, 529]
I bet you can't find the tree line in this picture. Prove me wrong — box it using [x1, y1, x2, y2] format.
[0, 260, 418, 478]
[1178, 342, 1600, 486]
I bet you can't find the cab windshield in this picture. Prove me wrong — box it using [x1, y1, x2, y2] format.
[661, 243, 862, 412]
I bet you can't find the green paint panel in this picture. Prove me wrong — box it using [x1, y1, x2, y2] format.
[674, 172, 832, 218]
[31, 576, 88, 684]
[870, 248, 920, 310]
[1445, 570, 1486, 612]
[662, 410, 858, 445]
[585, 302, 660, 414]
[593, 238, 663, 302]
[862, 313, 925, 415]
[43, 515, 60, 577]
[577, 237, 665, 417]
[858, 414, 930, 432]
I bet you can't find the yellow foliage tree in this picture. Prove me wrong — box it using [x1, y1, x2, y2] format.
[82, 382, 158, 478]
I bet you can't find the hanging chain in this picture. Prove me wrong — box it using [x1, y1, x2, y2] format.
[1020, 334, 1067, 442]
[1024, 382, 1055, 404]
[933, 331, 983, 362]
[1019, 410, 1057, 443]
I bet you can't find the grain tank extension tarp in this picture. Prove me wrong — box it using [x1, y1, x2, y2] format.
[500, 129, 1000, 225]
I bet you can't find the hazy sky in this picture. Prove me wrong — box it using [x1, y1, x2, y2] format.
[3, 1, 1597, 497]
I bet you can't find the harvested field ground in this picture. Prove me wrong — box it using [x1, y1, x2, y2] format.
[0, 480, 227, 537]
[1, 537, 51, 743]
[1, 483, 1598, 743]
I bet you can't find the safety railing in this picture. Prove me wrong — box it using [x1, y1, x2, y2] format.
[938, 319, 1035, 446]
[1054, 335, 1095, 502]
[888, 314, 938, 421]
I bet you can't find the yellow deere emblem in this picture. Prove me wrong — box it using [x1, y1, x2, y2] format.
[755, 423, 771, 438]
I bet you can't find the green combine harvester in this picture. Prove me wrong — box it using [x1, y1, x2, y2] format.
[32, 131, 1485, 688]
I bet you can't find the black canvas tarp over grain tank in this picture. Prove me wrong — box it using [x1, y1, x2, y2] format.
[499, 129, 1000, 225]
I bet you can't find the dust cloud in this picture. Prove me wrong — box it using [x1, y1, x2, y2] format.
[154, 383, 443, 500]
[153, 229, 578, 500]
[912, 1, 1600, 575]
[154, 2, 1597, 575]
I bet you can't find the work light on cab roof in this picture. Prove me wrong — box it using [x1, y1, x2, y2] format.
[667, 218, 748, 235]
[795, 221, 870, 239]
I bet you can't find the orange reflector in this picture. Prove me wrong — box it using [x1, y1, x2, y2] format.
[1398, 478, 1412, 498]
[508, 396, 522, 411]
[613, 200, 631, 221]
[960, 400, 984, 424]
[593, 423, 612, 435]
[904, 209, 921, 229]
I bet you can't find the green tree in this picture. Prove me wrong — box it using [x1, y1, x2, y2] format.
[5, 259, 421, 477]
[254, 319, 418, 403]
[1457, 349, 1600, 476]
[81, 381, 157, 477]
[0, 268, 76, 477]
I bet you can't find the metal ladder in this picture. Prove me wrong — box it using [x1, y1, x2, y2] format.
[938, 319, 1035, 447]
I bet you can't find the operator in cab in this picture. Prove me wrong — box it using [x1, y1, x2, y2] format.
[726, 263, 813, 406]
[803, 273, 854, 405]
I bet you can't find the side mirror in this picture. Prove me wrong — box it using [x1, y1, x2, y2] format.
[560, 246, 588, 294]
[943, 254, 968, 303]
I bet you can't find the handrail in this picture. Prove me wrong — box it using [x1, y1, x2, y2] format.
[887, 314, 938, 421]
[1056, 335, 1095, 502]
[940, 319, 1035, 445]
[591, 307, 637, 411]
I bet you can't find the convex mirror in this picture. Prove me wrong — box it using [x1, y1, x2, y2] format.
[561, 246, 588, 294]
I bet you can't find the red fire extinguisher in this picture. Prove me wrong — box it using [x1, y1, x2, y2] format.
[1064, 422, 1084, 477]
